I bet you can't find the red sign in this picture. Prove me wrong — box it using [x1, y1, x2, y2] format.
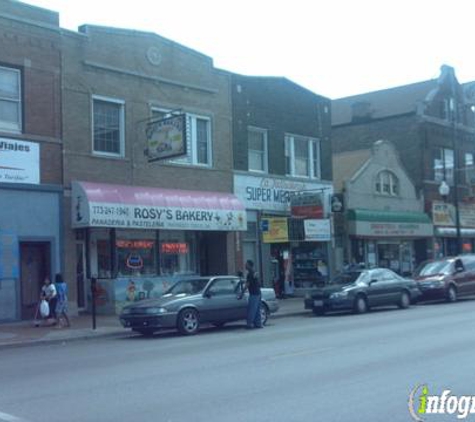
[291, 205, 323, 219]
[161, 243, 189, 254]
[116, 240, 155, 249]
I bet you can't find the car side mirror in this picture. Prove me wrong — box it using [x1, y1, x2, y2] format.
[455, 266, 464, 274]
[369, 279, 378, 285]
[204, 290, 213, 298]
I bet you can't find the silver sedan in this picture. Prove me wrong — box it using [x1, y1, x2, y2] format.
[119, 276, 279, 336]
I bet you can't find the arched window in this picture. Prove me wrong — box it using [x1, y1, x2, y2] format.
[375, 171, 399, 196]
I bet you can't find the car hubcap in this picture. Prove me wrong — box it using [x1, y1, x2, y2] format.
[183, 312, 197, 332]
[449, 288, 456, 301]
[402, 294, 409, 306]
[260, 307, 267, 324]
[358, 298, 366, 312]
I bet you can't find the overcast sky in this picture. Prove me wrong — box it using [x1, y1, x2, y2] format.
[22, 0, 475, 99]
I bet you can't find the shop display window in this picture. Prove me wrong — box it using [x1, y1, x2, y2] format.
[292, 244, 328, 289]
[116, 230, 157, 276]
[160, 231, 197, 276]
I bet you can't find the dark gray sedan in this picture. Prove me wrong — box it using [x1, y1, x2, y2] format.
[119, 276, 279, 335]
[304, 268, 421, 315]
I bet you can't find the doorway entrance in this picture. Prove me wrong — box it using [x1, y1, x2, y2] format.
[20, 242, 51, 319]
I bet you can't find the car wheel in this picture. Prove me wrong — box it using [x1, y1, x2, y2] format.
[177, 308, 200, 335]
[446, 285, 457, 303]
[133, 328, 155, 337]
[260, 302, 269, 325]
[398, 291, 411, 309]
[353, 295, 368, 314]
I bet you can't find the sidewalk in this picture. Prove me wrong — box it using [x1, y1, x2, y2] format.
[0, 297, 307, 350]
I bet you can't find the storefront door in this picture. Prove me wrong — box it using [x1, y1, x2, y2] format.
[20, 242, 50, 319]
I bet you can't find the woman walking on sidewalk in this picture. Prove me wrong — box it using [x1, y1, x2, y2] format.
[41, 276, 57, 324]
[55, 273, 70, 328]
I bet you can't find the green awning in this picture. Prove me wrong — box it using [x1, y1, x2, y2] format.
[347, 209, 431, 224]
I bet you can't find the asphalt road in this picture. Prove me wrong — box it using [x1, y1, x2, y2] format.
[1, 299, 475, 422]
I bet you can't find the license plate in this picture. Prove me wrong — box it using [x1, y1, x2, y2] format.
[313, 300, 324, 307]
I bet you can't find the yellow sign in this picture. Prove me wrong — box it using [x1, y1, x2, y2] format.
[262, 217, 289, 243]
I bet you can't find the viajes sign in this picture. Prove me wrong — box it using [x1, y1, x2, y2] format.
[0, 138, 39, 184]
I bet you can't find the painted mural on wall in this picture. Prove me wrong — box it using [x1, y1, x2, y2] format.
[90, 276, 195, 315]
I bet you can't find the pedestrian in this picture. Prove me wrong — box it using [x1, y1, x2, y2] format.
[41, 276, 57, 324]
[54, 273, 70, 328]
[245, 260, 263, 329]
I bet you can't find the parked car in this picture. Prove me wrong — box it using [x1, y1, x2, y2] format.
[413, 255, 475, 302]
[304, 268, 421, 315]
[119, 276, 279, 336]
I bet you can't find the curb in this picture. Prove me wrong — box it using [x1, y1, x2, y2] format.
[0, 329, 127, 351]
[0, 309, 309, 350]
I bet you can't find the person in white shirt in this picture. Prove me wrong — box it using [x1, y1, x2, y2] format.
[41, 276, 57, 321]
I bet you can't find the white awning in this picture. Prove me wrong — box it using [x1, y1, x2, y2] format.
[71, 181, 247, 231]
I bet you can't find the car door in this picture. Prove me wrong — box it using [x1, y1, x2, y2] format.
[452, 258, 469, 296]
[202, 278, 243, 322]
[463, 257, 475, 295]
[380, 269, 404, 304]
[366, 270, 389, 307]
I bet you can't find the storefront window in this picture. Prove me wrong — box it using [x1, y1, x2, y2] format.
[160, 231, 197, 276]
[116, 230, 157, 276]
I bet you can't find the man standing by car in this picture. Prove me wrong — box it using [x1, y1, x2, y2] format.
[246, 260, 263, 329]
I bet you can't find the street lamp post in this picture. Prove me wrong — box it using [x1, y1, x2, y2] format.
[449, 75, 463, 255]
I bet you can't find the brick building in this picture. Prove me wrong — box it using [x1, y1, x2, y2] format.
[332, 65, 475, 264]
[0, 0, 62, 321]
[231, 75, 333, 294]
[61, 25, 244, 314]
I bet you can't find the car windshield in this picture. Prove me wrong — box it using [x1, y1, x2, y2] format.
[329, 271, 362, 285]
[416, 261, 452, 276]
[166, 279, 209, 295]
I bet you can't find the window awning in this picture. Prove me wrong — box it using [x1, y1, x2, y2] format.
[71, 181, 247, 231]
[347, 208, 433, 238]
[347, 209, 432, 224]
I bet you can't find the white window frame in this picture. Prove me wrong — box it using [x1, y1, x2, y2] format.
[247, 126, 268, 173]
[0, 66, 22, 133]
[285, 134, 321, 179]
[151, 107, 212, 167]
[433, 147, 454, 185]
[465, 152, 474, 185]
[92, 95, 125, 158]
[375, 170, 399, 196]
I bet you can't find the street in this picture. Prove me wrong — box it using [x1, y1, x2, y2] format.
[1, 300, 475, 422]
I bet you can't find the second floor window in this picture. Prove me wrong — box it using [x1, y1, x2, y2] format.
[465, 153, 474, 184]
[433, 147, 454, 185]
[0, 66, 21, 133]
[152, 108, 211, 166]
[93, 97, 125, 157]
[375, 171, 399, 196]
[285, 134, 320, 178]
[248, 127, 268, 172]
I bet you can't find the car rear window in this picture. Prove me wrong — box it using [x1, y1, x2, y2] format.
[417, 260, 452, 276]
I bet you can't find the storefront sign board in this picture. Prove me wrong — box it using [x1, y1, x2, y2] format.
[304, 219, 331, 242]
[0, 138, 39, 184]
[234, 174, 331, 212]
[261, 217, 289, 243]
